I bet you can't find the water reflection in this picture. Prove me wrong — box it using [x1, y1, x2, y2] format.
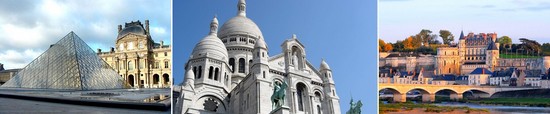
[435, 102, 550, 114]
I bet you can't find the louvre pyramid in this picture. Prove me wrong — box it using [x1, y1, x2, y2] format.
[1, 32, 126, 90]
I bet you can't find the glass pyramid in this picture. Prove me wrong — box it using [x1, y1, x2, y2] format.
[1, 32, 127, 90]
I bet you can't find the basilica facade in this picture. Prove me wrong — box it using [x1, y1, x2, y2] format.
[177, 0, 341, 114]
[97, 20, 172, 88]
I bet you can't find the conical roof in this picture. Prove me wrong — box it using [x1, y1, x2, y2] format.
[1, 32, 126, 90]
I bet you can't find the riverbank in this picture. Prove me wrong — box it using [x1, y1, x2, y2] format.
[379, 102, 488, 114]
[468, 98, 550, 107]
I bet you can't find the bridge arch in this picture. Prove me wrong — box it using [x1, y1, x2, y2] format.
[434, 89, 462, 101]
[462, 89, 491, 99]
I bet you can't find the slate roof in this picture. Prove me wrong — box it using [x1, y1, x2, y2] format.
[470, 67, 492, 75]
[433, 74, 457, 81]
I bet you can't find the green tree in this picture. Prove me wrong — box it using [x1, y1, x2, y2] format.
[519, 38, 542, 55]
[542, 43, 550, 56]
[498, 36, 512, 49]
[439, 30, 454, 45]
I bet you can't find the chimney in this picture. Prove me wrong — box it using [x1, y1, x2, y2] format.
[160, 40, 164, 48]
[145, 20, 150, 35]
[97, 48, 102, 53]
[482, 68, 485, 74]
[118, 25, 122, 33]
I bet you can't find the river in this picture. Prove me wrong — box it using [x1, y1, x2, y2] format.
[434, 102, 550, 114]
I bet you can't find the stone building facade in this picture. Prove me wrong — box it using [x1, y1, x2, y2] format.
[98, 20, 171, 88]
[178, 0, 340, 114]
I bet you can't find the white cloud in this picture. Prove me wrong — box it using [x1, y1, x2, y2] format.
[0, 49, 42, 69]
[0, 0, 171, 69]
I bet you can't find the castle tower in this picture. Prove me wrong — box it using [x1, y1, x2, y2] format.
[458, 30, 466, 70]
[486, 41, 499, 71]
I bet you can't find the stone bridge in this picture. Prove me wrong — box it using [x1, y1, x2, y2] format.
[378, 83, 540, 102]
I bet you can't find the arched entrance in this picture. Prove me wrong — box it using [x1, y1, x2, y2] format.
[163, 73, 170, 84]
[153, 74, 160, 84]
[296, 82, 309, 112]
[128, 75, 135, 87]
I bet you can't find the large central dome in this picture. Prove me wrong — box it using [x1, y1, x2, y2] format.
[218, 0, 263, 38]
[219, 16, 263, 38]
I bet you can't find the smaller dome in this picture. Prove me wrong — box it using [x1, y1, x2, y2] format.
[254, 37, 267, 49]
[320, 59, 331, 70]
[117, 21, 147, 39]
[191, 34, 228, 62]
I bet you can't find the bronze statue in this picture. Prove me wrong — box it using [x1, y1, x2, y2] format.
[271, 81, 288, 110]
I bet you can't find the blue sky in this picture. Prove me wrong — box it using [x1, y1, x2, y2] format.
[173, 0, 377, 113]
[380, 0, 550, 43]
[0, 0, 171, 69]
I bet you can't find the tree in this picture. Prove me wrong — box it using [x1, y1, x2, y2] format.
[379, 39, 386, 52]
[542, 43, 550, 56]
[498, 36, 512, 49]
[384, 43, 393, 52]
[439, 30, 454, 45]
[417, 29, 433, 46]
[519, 38, 542, 55]
[403, 36, 415, 49]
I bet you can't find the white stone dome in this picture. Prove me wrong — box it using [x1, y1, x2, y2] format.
[320, 59, 331, 70]
[191, 34, 228, 62]
[219, 16, 263, 38]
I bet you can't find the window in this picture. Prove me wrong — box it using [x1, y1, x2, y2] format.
[208, 66, 214, 79]
[229, 58, 235, 73]
[193, 67, 197, 78]
[128, 61, 133, 70]
[155, 53, 158, 57]
[239, 58, 245, 73]
[297, 84, 305, 111]
[139, 60, 144, 69]
[164, 52, 167, 56]
[164, 61, 169, 68]
[263, 71, 266, 78]
[155, 62, 159, 69]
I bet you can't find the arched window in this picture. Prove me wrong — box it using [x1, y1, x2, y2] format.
[214, 68, 219, 81]
[229, 58, 235, 73]
[297, 83, 307, 111]
[239, 58, 245, 73]
[193, 67, 197, 78]
[208, 66, 214, 79]
[163, 74, 170, 84]
[263, 71, 266, 78]
[198, 66, 202, 79]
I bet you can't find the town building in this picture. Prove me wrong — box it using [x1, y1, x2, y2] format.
[97, 20, 171, 88]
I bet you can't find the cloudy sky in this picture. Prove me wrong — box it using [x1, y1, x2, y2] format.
[380, 0, 550, 43]
[0, 0, 171, 69]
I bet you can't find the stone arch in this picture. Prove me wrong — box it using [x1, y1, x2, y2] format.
[462, 89, 491, 99]
[296, 82, 309, 112]
[291, 46, 305, 70]
[434, 89, 461, 101]
[153, 74, 160, 84]
[405, 88, 431, 102]
[128, 74, 135, 87]
[379, 87, 404, 102]
[163, 73, 170, 84]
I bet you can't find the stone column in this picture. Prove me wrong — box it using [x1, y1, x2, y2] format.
[422, 94, 435, 102]
[393, 93, 407, 103]
[450, 93, 463, 100]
